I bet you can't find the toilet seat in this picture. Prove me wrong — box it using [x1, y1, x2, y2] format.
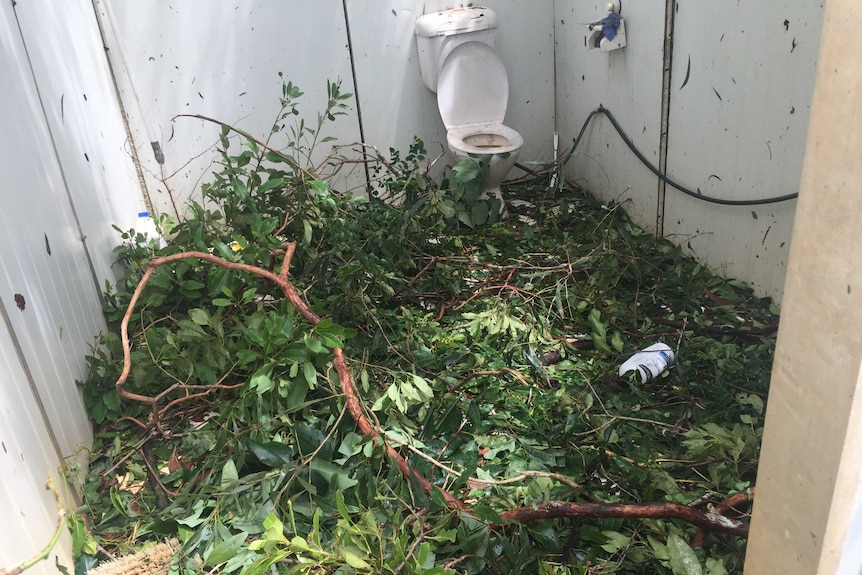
[447, 122, 523, 154]
[437, 42, 522, 156]
[436, 42, 509, 129]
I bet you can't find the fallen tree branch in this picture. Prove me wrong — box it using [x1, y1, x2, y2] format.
[692, 488, 755, 546]
[115, 244, 465, 510]
[114, 243, 754, 538]
[499, 501, 749, 538]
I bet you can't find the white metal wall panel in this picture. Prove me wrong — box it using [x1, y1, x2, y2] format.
[0, 318, 75, 575]
[0, 2, 103, 459]
[663, 2, 824, 300]
[12, 0, 146, 286]
[346, 0, 555, 174]
[101, 0, 366, 215]
[554, 0, 666, 230]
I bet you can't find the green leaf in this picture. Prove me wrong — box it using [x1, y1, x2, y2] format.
[399, 379, 421, 402]
[412, 374, 434, 399]
[588, 308, 612, 353]
[600, 530, 630, 553]
[437, 200, 456, 218]
[411, 347, 435, 367]
[304, 336, 326, 354]
[212, 297, 233, 307]
[68, 516, 97, 557]
[303, 219, 313, 244]
[587, 308, 607, 338]
[249, 440, 292, 467]
[220, 459, 239, 489]
[231, 177, 249, 200]
[283, 377, 308, 407]
[340, 545, 372, 569]
[289, 536, 310, 552]
[309, 458, 358, 490]
[452, 159, 482, 182]
[470, 202, 489, 226]
[647, 534, 670, 560]
[309, 179, 329, 196]
[470, 504, 503, 523]
[317, 332, 343, 349]
[611, 331, 625, 353]
[188, 308, 210, 326]
[667, 533, 703, 575]
[206, 533, 248, 566]
[176, 319, 210, 342]
[705, 557, 728, 575]
[387, 383, 407, 413]
[250, 372, 274, 394]
[302, 361, 318, 389]
[257, 177, 286, 194]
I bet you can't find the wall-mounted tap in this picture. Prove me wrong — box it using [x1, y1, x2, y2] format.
[588, 2, 626, 52]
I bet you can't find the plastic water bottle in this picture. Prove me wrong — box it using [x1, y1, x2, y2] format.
[135, 211, 167, 249]
[618, 343, 675, 383]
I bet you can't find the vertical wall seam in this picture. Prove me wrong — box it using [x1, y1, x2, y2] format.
[341, 0, 371, 190]
[89, 0, 157, 217]
[656, 0, 677, 237]
[552, 3, 558, 137]
[0, 298, 65, 481]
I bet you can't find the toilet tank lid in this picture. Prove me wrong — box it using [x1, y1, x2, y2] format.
[415, 7, 497, 38]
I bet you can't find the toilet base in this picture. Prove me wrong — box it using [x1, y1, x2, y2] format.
[480, 186, 507, 216]
[450, 148, 521, 215]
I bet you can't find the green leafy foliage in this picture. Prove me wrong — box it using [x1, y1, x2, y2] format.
[74, 80, 776, 574]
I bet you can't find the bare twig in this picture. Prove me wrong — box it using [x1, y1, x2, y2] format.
[140, 440, 173, 507]
[0, 476, 65, 575]
[450, 367, 531, 393]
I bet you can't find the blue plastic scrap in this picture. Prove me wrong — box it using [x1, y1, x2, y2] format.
[601, 12, 620, 41]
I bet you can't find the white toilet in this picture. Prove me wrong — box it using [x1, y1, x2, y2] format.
[415, 7, 524, 207]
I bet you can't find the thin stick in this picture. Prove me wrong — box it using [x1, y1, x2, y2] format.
[0, 476, 65, 575]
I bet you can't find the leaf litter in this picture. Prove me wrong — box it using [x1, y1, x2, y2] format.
[73, 84, 775, 575]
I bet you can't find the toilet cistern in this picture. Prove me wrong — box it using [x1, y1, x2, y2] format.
[415, 6, 524, 211]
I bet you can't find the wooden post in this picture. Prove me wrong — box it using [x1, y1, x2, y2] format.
[745, 2, 862, 573]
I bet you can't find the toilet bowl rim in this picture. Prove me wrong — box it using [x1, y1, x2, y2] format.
[447, 122, 524, 155]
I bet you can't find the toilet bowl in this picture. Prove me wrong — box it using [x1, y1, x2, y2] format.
[415, 7, 524, 208]
[447, 122, 523, 205]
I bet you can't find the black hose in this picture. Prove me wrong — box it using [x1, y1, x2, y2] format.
[560, 105, 799, 206]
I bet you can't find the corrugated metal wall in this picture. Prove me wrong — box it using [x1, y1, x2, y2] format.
[555, 1, 824, 301]
[100, 0, 822, 301]
[97, 0, 558, 219]
[0, 1, 143, 573]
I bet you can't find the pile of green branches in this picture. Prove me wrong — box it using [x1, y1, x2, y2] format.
[73, 81, 776, 575]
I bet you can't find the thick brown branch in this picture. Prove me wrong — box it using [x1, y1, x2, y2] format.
[499, 501, 749, 538]
[114, 245, 465, 510]
[114, 244, 751, 536]
[692, 488, 755, 546]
